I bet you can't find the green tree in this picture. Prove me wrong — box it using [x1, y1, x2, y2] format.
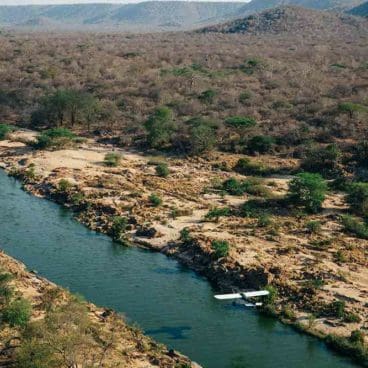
[301, 144, 341, 179]
[288, 173, 327, 213]
[188, 117, 217, 155]
[31, 89, 99, 129]
[247, 135, 274, 154]
[0, 123, 11, 140]
[338, 102, 367, 119]
[144, 107, 175, 149]
[346, 182, 368, 217]
[225, 116, 256, 129]
[2, 298, 32, 327]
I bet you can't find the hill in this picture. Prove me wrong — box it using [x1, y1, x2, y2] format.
[237, 0, 364, 16]
[0, 0, 366, 31]
[0, 2, 244, 31]
[348, 1, 368, 16]
[200, 6, 368, 36]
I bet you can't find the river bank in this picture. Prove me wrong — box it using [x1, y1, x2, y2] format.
[0, 130, 367, 366]
[0, 251, 195, 367]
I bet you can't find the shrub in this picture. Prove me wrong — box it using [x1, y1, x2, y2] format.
[288, 173, 327, 213]
[234, 158, 268, 176]
[104, 152, 122, 167]
[301, 144, 341, 179]
[2, 298, 32, 327]
[0, 123, 11, 140]
[110, 216, 128, 241]
[149, 193, 162, 207]
[180, 227, 192, 244]
[247, 135, 275, 154]
[205, 207, 231, 220]
[34, 128, 76, 149]
[57, 179, 73, 193]
[222, 177, 245, 195]
[211, 240, 230, 259]
[349, 330, 365, 344]
[198, 89, 216, 104]
[346, 182, 368, 217]
[341, 215, 368, 239]
[241, 200, 269, 218]
[344, 312, 361, 323]
[144, 106, 176, 149]
[188, 119, 217, 155]
[264, 285, 278, 306]
[306, 220, 322, 234]
[225, 116, 256, 129]
[155, 163, 170, 177]
[338, 102, 367, 118]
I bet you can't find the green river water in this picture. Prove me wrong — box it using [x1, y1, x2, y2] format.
[0, 170, 360, 368]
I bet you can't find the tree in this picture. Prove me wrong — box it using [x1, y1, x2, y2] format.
[338, 102, 367, 119]
[2, 298, 32, 327]
[225, 116, 256, 129]
[288, 173, 327, 213]
[17, 298, 119, 368]
[187, 117, 217, 155]
[346, 182, 368, 217]
[0, 123, 11, 140]
[144, 107, 176, 149]
[301, 144, 341, 179]
[247, 135, 274, 154]
[31, 89, 99, 129]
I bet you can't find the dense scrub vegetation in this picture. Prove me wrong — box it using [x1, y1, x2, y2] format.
[0, 27, 366, 159]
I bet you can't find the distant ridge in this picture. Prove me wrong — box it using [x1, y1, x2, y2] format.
[0, 2, 245, 31]
[0, 0, 366, 32]
[199, 5, 368, 36]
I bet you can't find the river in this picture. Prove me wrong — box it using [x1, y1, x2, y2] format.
[0, 170, 359, 368]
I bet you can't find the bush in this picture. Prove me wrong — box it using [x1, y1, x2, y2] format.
[0, 123, 11, 140]
[57, 179, 73, 193]
[225, 116, 256, 129]
[264, 285, 278, 306]
[34, 128, 76, 149]
[341, 215, 368, 239]
[198, 89, 216, 104]
[211, 240, 230, 259]
[110, 216, 128, 241]
[234, 158, 268, 176]
[149, 193, 162, 207]
[346, 182, 368, 217]
[247, 135, 274, 154]
[349, 330, 365, 344]
[2, 298, 32, 327]
[344, 312, 361, 323]
[155, 163, 170, 177]
[104, 152, 122, 167]
[179, 227, 192, 244]
[205, 207, 231, 220]
[188, 118, 217, 155]
[306, 220, 322, 234]
[301, 144, 341, 179]
[288, 173, 327, 213]
[144, 106, 176, 149]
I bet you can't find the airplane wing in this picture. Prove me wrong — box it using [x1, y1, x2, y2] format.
[242, 290, 269, 298]
[214, 293, 242, 300]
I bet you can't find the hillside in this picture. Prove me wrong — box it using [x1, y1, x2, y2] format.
[200, 6, 368, 36]
[0, 2, 244, 31]
[0, 0, 366, 32]
[349, 1, 368, 16]
[237, 0, 364, 16]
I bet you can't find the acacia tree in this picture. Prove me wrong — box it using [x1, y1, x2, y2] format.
[288, 173, 327, 213]
[31, 89, 99, 129]
[144, 106, 176, 149]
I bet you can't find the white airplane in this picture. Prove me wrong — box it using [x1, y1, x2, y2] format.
[214, 290, 269, 307]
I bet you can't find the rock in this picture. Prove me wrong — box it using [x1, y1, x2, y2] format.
[136, 227, 158, 238]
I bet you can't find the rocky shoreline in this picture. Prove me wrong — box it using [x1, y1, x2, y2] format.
[0, 131, 367, 366]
